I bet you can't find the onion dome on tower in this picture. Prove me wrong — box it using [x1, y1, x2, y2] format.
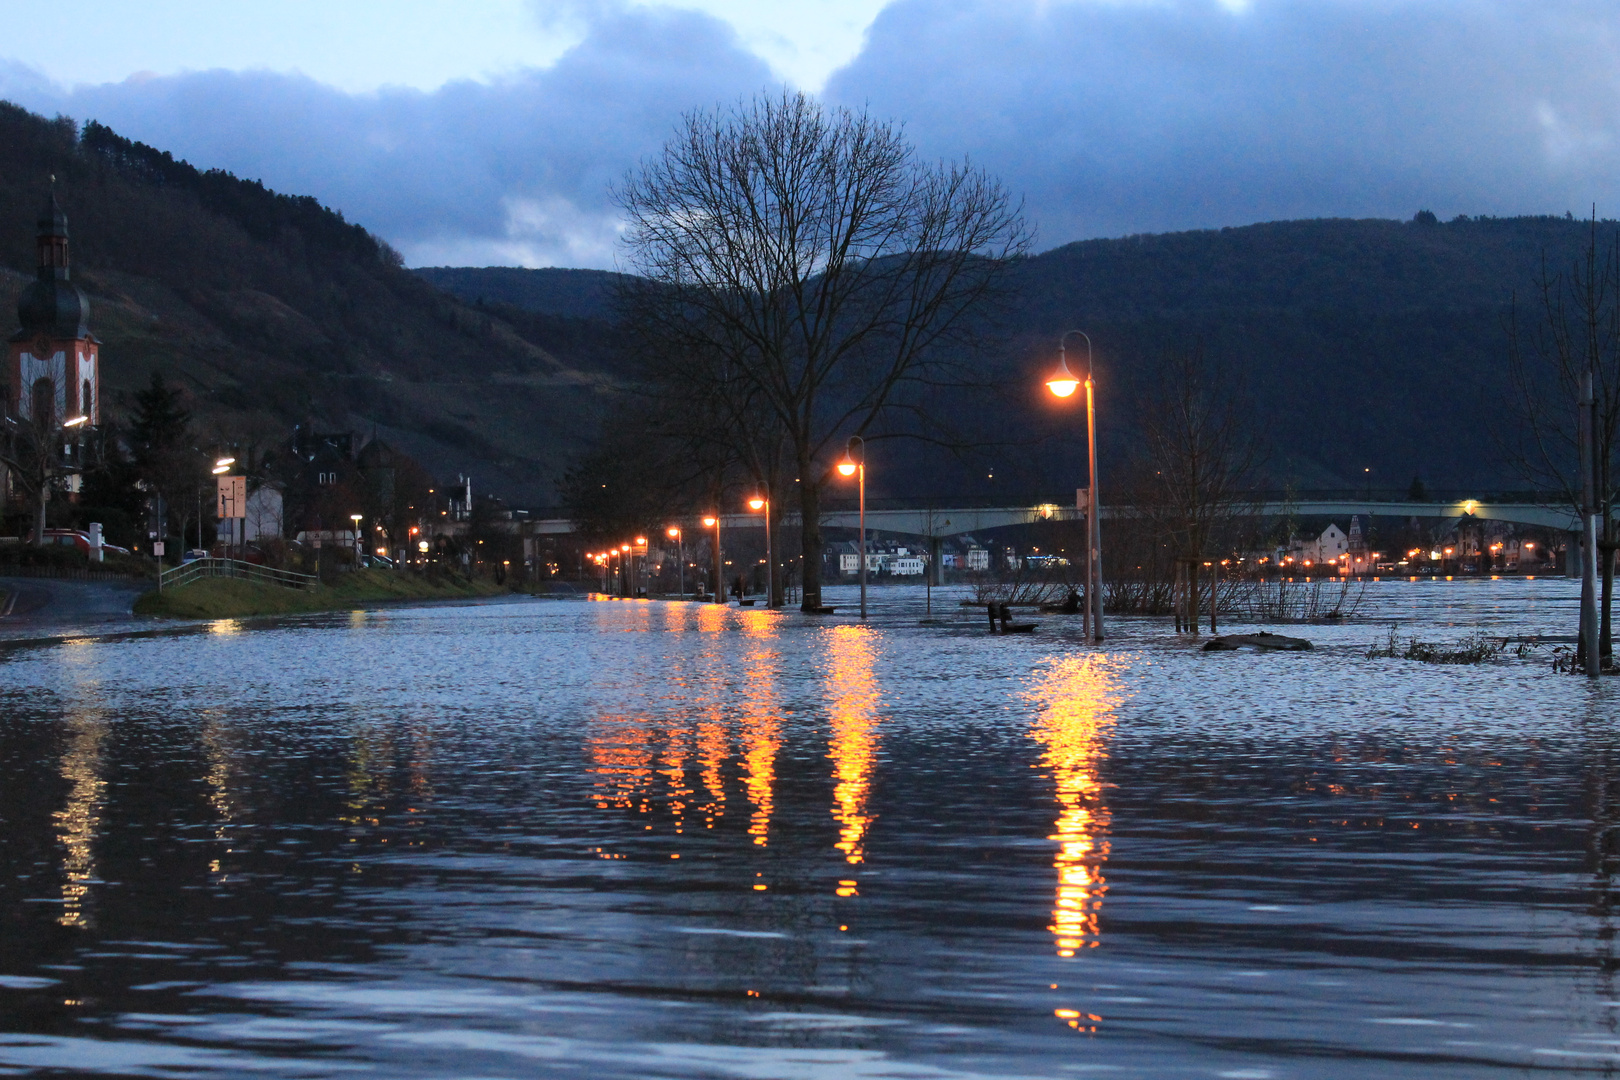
[15, 194, 89, 340]
[8, 191, 100, 430]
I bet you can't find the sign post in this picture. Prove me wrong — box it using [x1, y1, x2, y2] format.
[216, 476, 246, 562]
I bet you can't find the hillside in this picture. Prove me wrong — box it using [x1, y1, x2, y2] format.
[0, 102, 618, 507]
[424, 215, 1610, 495]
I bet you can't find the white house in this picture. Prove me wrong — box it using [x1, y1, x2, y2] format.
[966, 547, 989, 571]
[1288, 523, 1348, 565]
[244, 485, 285, 542]
[891, 556, 925, 576]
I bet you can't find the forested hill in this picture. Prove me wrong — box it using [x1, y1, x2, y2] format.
[425, 214, 1612, 493]
[0, 102, 616, 506]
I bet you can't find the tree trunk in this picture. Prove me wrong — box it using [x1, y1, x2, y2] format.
[32, 493, 46, 546]
[1188, 557, 1200, 636]
[798, 465, 822, 612]
[1603, 516, 1615, 666]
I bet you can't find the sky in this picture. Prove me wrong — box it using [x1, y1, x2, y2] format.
[1, 0, 1616, 269]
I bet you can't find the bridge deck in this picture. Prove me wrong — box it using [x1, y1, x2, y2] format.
[531, 499, 1580, 537]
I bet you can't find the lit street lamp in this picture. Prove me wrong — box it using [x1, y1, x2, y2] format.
[1047, 330, 1103, 642]
[748, 494, 773, 607]
[350, 513, 363, 560]
[837, 437, 866, 619]
[667, 526, 684, 598]
[703, 515, 722, 602]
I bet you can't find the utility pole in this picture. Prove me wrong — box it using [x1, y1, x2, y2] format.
[1581, 370, 1601, 677]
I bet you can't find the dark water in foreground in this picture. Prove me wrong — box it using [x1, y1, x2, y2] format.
[2, 580, 1618, 1078]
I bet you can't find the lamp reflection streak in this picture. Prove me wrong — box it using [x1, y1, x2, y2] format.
[1026, 654, 1121, 959]
[54, 710, 110, 928]
[740, 609, 781, 846]
[824, 626, 881, 867]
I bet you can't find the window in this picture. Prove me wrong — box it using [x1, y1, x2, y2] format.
[31, 378, 53, 426]
[81, 378, 93, 423]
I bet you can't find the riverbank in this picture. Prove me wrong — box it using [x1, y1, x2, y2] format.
[133, 568, 509, 619]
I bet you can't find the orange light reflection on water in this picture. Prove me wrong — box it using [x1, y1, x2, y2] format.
[1025, 653, 1123, 959]
[824, 625, 881, 867]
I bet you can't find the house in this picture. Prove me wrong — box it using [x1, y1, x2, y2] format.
[1287, 523, 1348, 565]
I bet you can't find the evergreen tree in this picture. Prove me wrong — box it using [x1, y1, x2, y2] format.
[129, 371, 205, 554]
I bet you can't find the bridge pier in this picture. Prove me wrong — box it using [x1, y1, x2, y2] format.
[930, 536, 943, 586]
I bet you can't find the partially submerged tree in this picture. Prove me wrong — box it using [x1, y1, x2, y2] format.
[1506, 217, 1620, 667]
[1132, 344, 1258, 631]
[615, 91, 1028, 610]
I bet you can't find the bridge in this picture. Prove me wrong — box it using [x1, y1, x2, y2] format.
[529, 498, 1582, 538]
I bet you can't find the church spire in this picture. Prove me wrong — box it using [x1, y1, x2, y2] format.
[16, 192, 88, 339]
[36, 191, 70, 280]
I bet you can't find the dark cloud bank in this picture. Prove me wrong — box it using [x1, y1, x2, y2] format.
[2, 0, 1616, 267]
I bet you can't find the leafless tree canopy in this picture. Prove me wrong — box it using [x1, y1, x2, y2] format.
[614, 90, 1028, 609]
[1506, 217, 1620, 661]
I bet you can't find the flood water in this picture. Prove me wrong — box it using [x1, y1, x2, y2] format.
[2, 579, 1618, 1078]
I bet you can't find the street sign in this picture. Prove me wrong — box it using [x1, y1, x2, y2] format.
[1076, 488, 1090, 509]
[152, 541, 165, 557]
[216, 475, 246, 519]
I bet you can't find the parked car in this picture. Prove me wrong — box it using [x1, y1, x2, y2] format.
[359, 553, 394, 569]
[35, 529, 132, 556]
[181, 549, 209, 563]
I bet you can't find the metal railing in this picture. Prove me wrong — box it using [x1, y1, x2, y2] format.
[159, 558, 316, 592]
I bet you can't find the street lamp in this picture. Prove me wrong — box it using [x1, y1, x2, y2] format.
[667, 526, 684, 599]
[350, 513, 363, 560]
[837, 437, 867, 619]
[748, 494, 772, 607]
[703, 515, 722, 603]
[1047, 330, 1103, 642]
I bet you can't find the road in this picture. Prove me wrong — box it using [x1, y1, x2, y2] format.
[0, 576, 149, 639]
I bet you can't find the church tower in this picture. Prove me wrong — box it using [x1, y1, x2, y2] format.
[8, 193, 98, 430]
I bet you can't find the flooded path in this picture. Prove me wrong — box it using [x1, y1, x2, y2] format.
[1, 580, 1617, 1078]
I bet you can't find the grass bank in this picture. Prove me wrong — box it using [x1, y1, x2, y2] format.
[134, 569, 508, 619]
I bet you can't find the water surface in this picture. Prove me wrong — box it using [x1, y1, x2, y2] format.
[1, 580, 1616, 1078]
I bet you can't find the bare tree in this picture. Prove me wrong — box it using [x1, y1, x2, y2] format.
[1506, 216, 1620, 666]
[1133, 344, 1258, 632]
[0, 409, 69, 545]
[615, 90, 1028, 611]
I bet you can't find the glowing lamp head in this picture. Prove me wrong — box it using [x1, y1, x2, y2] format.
[351, 514, 362, 523]
[215, 456, 235, 468]
[621, 544, 630, 552]
[635, 536, 646, 545]
[837, 457, 858, 477]
[667, 527, 680, 538]
[748, 497, 765, 511]
[1046, 355, 1080, 398]
[63, 414, 89, 427]
[418, 540, 429, 553]
[211, 465, 230, 474]
[702, 516, 717, 528]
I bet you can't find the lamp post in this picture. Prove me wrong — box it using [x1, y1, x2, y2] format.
[837, 437, 866, 619]
[748, 494, 773, 607]
[1046, 330, 1104, 642]
[703, 515, 722, 603]
[667, 526, 684, 599]
[350, 513, 363, 565]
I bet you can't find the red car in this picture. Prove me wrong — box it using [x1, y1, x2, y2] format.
[36, 529, 131, 555]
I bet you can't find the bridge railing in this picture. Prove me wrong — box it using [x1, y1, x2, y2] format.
[159, 558, 316, 592]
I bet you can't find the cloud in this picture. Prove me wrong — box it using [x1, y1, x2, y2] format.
[827, 0, 1620, 241]
[2, 0, 1618, 267]
[0, 5, 775, 268]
